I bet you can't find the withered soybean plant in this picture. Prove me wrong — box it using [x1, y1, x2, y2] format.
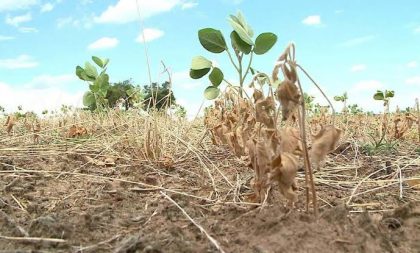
[190, 11, 341, 215]
[190, 13, 340, 214]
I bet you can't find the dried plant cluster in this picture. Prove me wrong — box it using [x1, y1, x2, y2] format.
[205, 45, 342, 209]
[4, 113, 43, 143]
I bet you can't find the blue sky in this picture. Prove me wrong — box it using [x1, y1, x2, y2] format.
[0, 0, 419, 115]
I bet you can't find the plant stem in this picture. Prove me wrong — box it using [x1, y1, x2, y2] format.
[238, 53, 244, 98]
[242, 52, 254, 83]
[296, 76, 318, 217]
[226, 49, 240, 72]
[297, 64, 336, 125]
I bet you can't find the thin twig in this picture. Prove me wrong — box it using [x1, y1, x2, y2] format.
[0, 235, 66, 243]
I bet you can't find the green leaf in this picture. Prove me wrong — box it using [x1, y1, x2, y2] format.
[198, 28, 227, 53]
[102, 58, 110, 68]
[96, 74, 109, 97]
[92, 56, 109, 68]
[95, 73, 109, 88]
[76, 66, 85, 80]
[209, 67, 224, 87]
[83, 91, 96, 107]
[190, 68, 211, 79]
[236, 11, 254, 37]
[250, 67, 256, 75]
[254, 33, 277, 55]
[204, 86, 220, 100]
[385, 90, 394, 98]
[373, 91, 384, 100]
[98, 87, 108, 98]
[76, 66, 95, 81]
[228, 17, 253, 45]
[92, 56, 104, 68]
[90, 83, 99, 93]
[84, 62, 98, 79]
[191, 56, 212, 70]
[334, 96, 344, 102]
[230, 31, 252, 54]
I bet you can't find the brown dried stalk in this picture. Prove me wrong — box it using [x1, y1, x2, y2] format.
[276, 43, 319, 215]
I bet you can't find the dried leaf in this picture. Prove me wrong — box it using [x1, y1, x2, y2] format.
[310, 125, 342, 171]
[269, 152, 299, 206]
[255, 96, 275, 128]
[275, 80, 301, 121]
[279, 127, 302, 155]
[407, 179, 420, 189]
[67, 125, 88, 138]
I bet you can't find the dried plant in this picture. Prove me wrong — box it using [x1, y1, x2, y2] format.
[4, 115, 16, 135]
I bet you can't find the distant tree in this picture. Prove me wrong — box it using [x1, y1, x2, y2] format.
[107, 79, 142, 110]
[142, 81, 176, 110]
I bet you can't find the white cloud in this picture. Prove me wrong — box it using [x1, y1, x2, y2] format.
[352, 80, 383, 92]
[56, 16, 93, 29]
[41, 3, 54, 12]
[0, 0, 38, 12]
[0, 55, 39, 69]
[414, 26, 420, 34]
[24, 74, 77, 89]
[136, 28, 164, 43]
[56, 16, 79, 28]
[19, 27, 38, 33]
[181, 1, 198, 9]
[0, 76, 84, 114]
[405, 76, 420, 86]
[350, 64, 367, 72]
[302, 15, 321, 26]
[88, 37, 119, 50]
[407, 61, 417, 68]
[0, 35, 14, 41]
[340, 35, 375, 47]
[5, 13, 32, 27]
[94, 0, 180, 24]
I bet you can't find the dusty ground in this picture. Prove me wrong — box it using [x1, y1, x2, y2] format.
[0, 121, 419, 253]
